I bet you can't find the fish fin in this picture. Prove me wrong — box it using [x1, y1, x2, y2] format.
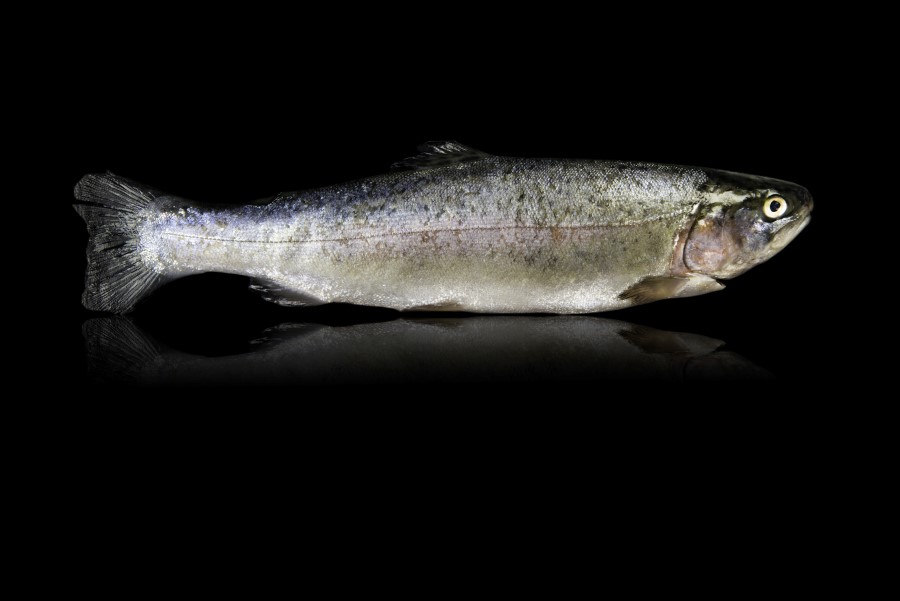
[405, 318, 469, 329]
[619, 276, 690, 305]
[619, 274, 724, 305]
[82, 317, 164, 383]
[620, 325, 724, 355]
[73, 173, 171, 313]
[250, 323, 325, 347]
[249, 279, 326, 307]
[673, 274, 725, 298]
[405, 301, 468, 312]
[391, 141, 491, 171]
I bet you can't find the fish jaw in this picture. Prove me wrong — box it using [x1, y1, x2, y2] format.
[770, 212, 811, 254]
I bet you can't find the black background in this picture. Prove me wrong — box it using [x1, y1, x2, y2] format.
[29, 11, 879, 557]
[52, 12, 846, 392]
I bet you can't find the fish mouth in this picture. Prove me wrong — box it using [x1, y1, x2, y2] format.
[771, 213, 811, 252]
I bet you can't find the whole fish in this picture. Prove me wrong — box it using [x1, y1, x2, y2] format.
[73, 142, 812, 313]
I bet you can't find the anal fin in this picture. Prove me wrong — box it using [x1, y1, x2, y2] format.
[249, 279, 325, 307]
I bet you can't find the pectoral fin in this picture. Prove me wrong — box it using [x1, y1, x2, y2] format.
[674, 274, 725, 298]
[619, 275, 724, 305]
[620, 325, 724, 355]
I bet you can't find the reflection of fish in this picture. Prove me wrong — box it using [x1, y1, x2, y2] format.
[74, 142, 812, 314]
[84, 317, 771, 384]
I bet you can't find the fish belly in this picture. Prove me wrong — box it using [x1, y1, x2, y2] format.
[147, 207, 682, 313]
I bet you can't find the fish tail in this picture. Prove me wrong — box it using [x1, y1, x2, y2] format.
[73, 173, 171, 313]
[82, 317, 163, 383]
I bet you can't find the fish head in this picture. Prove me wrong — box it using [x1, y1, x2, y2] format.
[684, 170, 813, 279]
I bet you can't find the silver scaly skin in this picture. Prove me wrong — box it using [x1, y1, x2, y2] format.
[74, 142, 813, 314]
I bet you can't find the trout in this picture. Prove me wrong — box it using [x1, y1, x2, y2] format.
[74, 142, 812, 313]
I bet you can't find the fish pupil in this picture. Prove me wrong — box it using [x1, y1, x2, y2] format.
[770, 200, 781, 212]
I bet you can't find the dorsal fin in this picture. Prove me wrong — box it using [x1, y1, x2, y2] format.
[391, 141, 491, 171]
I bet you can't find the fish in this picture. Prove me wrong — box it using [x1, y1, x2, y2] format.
[83, 316, 772, 384]
[73, 141, 813, 314]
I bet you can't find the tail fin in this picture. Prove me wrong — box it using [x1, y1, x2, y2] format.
[82, 317, 165, 384]
[74, 173, 167, 313]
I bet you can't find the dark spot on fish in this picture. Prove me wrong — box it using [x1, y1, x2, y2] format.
[550, 226, 564, 243]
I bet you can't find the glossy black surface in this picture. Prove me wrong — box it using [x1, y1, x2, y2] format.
[84, 316, 773, 385]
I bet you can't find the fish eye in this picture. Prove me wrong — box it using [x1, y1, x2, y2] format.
[762, 195, 788, 219]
